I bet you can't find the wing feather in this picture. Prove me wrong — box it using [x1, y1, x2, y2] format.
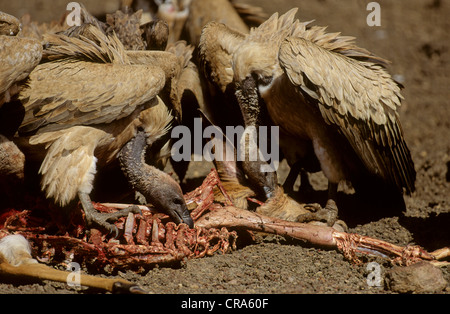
[279, 36, 415, 193]
[0, 36, 42, 105]
[18, 23, 165, 135]
[38, 126, 103, 206]
[19, 60, 165, 135]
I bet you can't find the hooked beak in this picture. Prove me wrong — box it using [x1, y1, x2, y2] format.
[168, 204, 194, 228]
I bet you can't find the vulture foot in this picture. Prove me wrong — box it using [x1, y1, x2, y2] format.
[299, 199, 339, 227]
[79, 192, 141, 237]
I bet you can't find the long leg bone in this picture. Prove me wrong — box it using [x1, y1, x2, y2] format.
[195, 204, 448, 266]
[0, 234, 146, 293]
[190, 170, 449, 266]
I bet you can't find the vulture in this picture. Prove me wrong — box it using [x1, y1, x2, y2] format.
[14, 23, 194, 234]
[152, 1, 318, 223]
[199, 8, 416, 225]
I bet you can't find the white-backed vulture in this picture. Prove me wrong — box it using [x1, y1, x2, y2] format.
[15, 24, 194, 234]
[199, 9, 416, 225]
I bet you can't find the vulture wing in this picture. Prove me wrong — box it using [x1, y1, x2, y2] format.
[167, 41, 206, 115]
[279, 36, 415, 194]
[18, 25, 166, 135]
[19, 61, 165, 135]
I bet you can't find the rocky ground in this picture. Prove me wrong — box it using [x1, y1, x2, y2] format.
[0, 0, 448, 296]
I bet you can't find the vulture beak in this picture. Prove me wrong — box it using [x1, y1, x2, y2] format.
[171, 206, 194, 228]
[240, 159, 277, 201]
[151, 172, 194, 228]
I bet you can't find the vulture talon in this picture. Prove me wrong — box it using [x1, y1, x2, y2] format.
[80, 193, 142, 237]
[298, 200, 338, 226]
[322, 199, 339, 226]
[303, 203, 322, 213]
[103, 205, 142, 222]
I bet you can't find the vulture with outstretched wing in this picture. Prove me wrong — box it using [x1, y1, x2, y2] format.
[199, 8, 415, 224]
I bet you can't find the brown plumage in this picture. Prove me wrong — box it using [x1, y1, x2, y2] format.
[105, 8, 147, 50]
[199, 9, 416, 224]
[166, 40, 204, 110]
[0, 12, 42, 108]
[0, 11, 21, 36]
[160, 39, 207, 185]
[105, 7, 169, 51]
[141, 19, 169, 51]
[184, 0, 251, 47]
[15, 23, 193, 233]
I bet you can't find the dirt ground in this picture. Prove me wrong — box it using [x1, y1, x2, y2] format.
[0, 0, 449, 295]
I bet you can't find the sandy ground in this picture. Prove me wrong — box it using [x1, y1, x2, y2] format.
[0, 0, 449, 296]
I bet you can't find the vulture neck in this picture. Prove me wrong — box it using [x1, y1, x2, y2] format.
[118, 130, 162, 197]
[234, 75, 278, 199]
[235, 76, 265, 128]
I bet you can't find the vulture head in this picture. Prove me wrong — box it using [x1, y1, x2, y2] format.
[144, 167, 194, 227]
